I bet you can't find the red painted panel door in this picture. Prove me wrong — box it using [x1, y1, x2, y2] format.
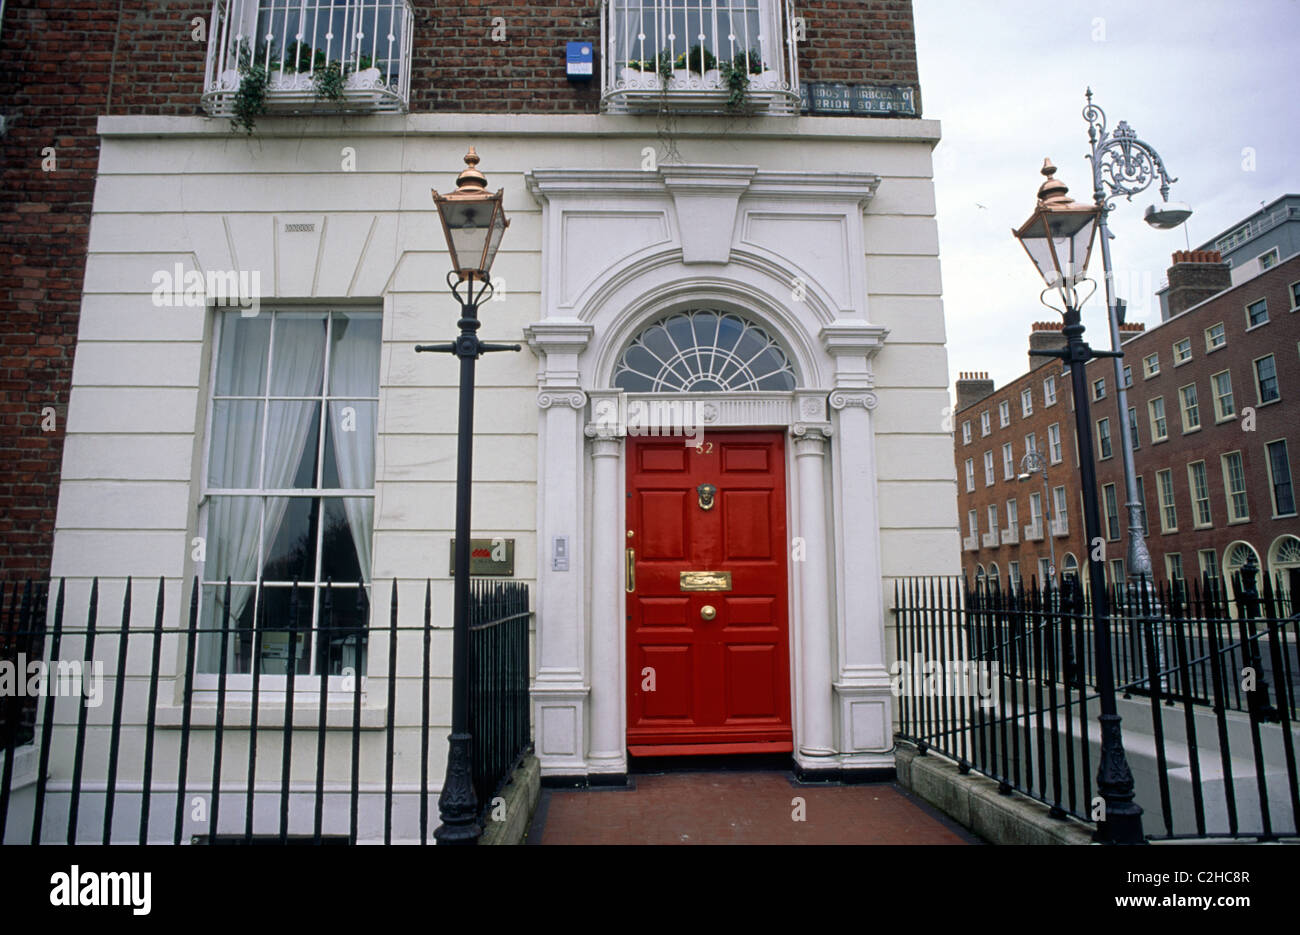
[626, 431, 793, 755]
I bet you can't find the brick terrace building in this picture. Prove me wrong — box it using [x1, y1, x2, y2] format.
[955, 224, 1300, 596]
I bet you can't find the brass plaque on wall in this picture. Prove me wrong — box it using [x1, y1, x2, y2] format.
[449, 538, 516, 577]
[679, 571, 732, 592]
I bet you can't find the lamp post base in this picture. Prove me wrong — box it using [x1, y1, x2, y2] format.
[434, 732, 481, 845]
[1092, 714, 1146, 844]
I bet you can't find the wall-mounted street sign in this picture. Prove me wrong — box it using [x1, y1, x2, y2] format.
[449, 537, 516, 576]
[851, 84, 916, 116]
[801, 82, 918, 117]
[809, 83, 852, 114]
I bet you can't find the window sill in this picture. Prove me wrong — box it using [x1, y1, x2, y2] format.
[1152, 436, 1169, 444]
[1161, 529, 1179, 536]
[1207, 344, 1226, 354]
[1256, 397, 1281, 408]
[153, 698, 390, 730]
[1245, 321, 1270, 333]
[1173, 358, 1192, 368]
[1182, 426, 1202, 435]
[1226, 517, 1251, 526]
[1215, 414, 1237, 424]
[1273, 511, 1299, 520]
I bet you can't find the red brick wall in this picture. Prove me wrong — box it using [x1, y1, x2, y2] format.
[0, 0, 920, 579]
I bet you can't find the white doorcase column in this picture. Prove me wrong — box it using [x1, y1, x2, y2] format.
[585, 430, 626, 775]
[791, 424, 836, 762]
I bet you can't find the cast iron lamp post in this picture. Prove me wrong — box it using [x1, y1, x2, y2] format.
[1083, 89, 1190, 595]
[1012, 159, 1146, 844]
[417, 147, 519, 844]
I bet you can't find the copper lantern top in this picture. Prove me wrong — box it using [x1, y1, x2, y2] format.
[432, 147, 510, 281]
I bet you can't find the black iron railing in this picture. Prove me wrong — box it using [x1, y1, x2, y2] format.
[893, 565, 1299, 841]
[467, 580, 531, 817]
[0, 575, 531, 844]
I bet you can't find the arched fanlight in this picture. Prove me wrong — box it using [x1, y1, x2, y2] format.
[613, 309, 796, 392]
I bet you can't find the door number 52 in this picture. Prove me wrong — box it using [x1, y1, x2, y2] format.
[694, 442, 714, 454]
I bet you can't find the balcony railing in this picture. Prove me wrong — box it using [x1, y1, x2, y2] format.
[202, 0, 414, 117]
[601, 0, 800, 115]
[1023, 520, 1044, 542]
[1000, 526, 1018, 545]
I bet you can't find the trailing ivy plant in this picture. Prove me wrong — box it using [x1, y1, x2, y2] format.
[312, 61, 345, 101]
[231, 47, 269, 135]
[719, 49, 763, 112]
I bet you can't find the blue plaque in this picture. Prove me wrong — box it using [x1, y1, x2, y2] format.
[566, 41, 593, 80]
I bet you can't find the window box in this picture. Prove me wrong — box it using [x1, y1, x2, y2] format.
[202, 0, 414, 118]
[603, 0, 799, 115]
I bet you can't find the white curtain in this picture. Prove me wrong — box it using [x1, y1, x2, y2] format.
[327, 313, 380, 582]
[261, 314, 329, 568]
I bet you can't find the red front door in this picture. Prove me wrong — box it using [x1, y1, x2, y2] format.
[626, 431, 793, 755]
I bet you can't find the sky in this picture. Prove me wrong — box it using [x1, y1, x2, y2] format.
[912, 0, 1299, 395]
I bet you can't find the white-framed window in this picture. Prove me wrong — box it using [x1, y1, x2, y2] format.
[1002, 442, 1015, 480]
[1290, 279, 1300, 311]
[1198, 549, 1219, 579]
[968, 509, 978, 539]
[1047, 423, 1062, 464]
[983, 450, 995, 486]
[1157, 469, 1177, 533]
[961, 420, 971, 445]
[1109, 557, 1126, 586]
[1258, 247, 1280, 271]
[1127, 406, 1140, 450]
[1006, 498, 1018, 528]
[1043, 374, 1057, 406]
[1024, 432, 1037, 457]
[1179, 382, 1200, 432]
[1254, 354, 1280, 404]
[1188, 460, 1212, 528]
[1211, 370, 1235, 421]
[1029, 490, 1043, 526]
[1097, 417, 1112, 459]
[964, 457, 975, 492]
[1149, 396, 1168, 441]
[1246, 297, 1269, 328]
[1008, 560, 1021, 589]
[1221, 451, 1249, 522]
[1039, 557, 1053, 583]
[1143, 352, 1160, 378]
[999, 399, 1011, 427]
[1052, 485, 1067, 526]
[1165, 552, 1184, 582]
[1122, 365, 1133, 388]
[987, 503, 998, 535]
[1205, 321, 1226, 351]
[1092, 376, 1106, 401]
[981, 410, 991, 436]
[1173, 337, 1192, 365]
[1266, 439, 1296, 517]
[1020, 388, 1033, 417]
[198, 308, 380, 679]
[1103, 483, 1120, 540]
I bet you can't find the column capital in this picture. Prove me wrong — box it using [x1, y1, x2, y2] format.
[829, 389, 879, 411]
[790, 422, 832, 452]
[538, 389, 587, 410]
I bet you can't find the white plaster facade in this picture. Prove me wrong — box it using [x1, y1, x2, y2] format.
[41, 112, 959, 831]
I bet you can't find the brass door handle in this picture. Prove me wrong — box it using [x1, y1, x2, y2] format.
[700, 605, 716, 621]
[626, 548, 635, 593]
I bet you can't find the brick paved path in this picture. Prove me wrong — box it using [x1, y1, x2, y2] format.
[528, 771, 980, 845]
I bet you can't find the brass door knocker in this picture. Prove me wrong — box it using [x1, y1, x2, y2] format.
[697, 483, 717, 511]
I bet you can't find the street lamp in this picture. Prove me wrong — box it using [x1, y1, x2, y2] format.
[417, 147, 520, 845]
[1012, 159, 1145, 844]
[1083, 89, 1190, 596]
[1017, 450, 1056, 587]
